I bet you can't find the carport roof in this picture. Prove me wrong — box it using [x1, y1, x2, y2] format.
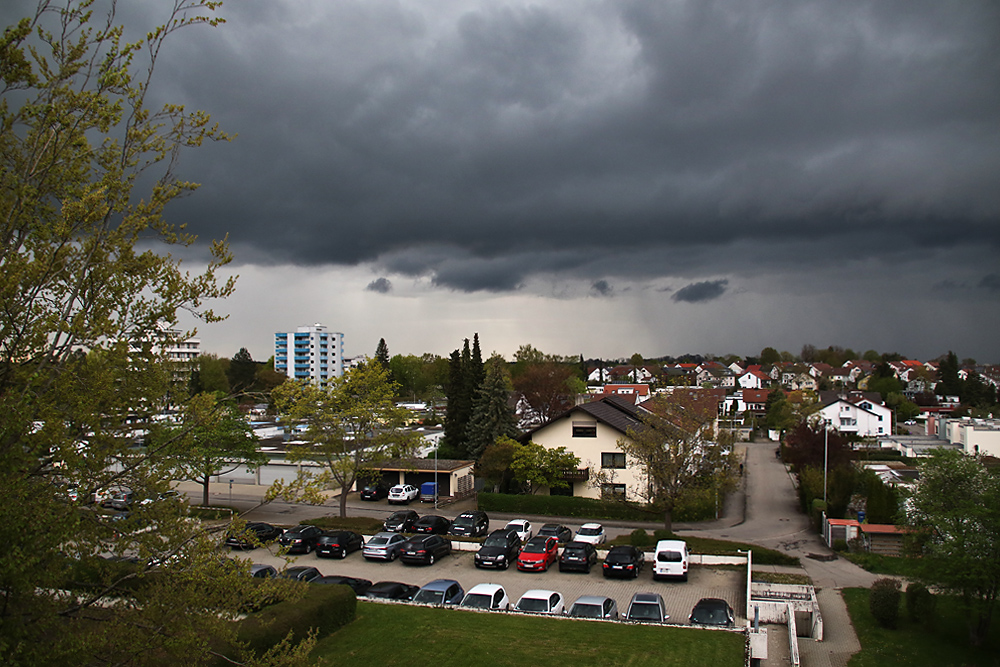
[373, 458, 474, 473]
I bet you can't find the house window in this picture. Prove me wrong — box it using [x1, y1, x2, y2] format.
[601, 452, 626, 469]
[601, 483, 626, 499]
[572, 421, 597, 438]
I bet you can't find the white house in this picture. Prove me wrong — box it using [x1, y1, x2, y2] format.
[815, 395, 892, 437]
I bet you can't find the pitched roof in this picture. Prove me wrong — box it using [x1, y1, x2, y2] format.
[521, 395, 645, 440]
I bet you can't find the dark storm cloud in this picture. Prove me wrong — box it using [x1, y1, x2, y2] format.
[366, 277, 393, 294]
[24, 0, 996, 293]
[590, 280, 613, 296]
[978, 274, 1000, 293]
[672, 279, 729, 303]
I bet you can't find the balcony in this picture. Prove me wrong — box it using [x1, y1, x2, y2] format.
[559, 467, 590, 481]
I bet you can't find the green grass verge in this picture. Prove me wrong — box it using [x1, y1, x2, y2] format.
[842, 553, 924, 579]
[312, 602, 746, 666]
[843, 588, 1000, 667]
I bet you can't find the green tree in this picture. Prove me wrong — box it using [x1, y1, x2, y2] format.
[374, 337, 390, 369]
[476, 435, 520, 493]
[190, 352, 231, 396]
[227, 346, 257, 396]
[600, 392, 737, 531]
[759, 347, 781, 365]
[0, 2, 313, 664]
[466, 355, 519, 459]
[936, 351, 962, 397]
[163, 392, 265, 506]
[513, 361, 577, 426]
[270, 363, 421, 517]
[509, 441, 581, 494]
[906, 450, 1000, 646]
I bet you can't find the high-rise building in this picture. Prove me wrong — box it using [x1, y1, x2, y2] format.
[274, 323, 344, 384]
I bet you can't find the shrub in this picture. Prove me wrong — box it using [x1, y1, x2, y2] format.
[629, 529, 653, 547]
[308, 516, 385, 534]
[236, 583, 357, 656]
[832, 539, 849, 552]
[906, 582, 936, 626]
[869, 578, 901, 629]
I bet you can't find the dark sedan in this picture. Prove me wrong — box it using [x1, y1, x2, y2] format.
[360, 483, 389, 501]
[475, 529, 521, 570]
[365, 581, 419, 601]
[603, 545, 646, 579]
[559, 541, 598, 573]
[383, 509, 419, 533]
[410, 515, 451, 535]
[277, 525, 324, 554]
[689, 598, 736, 627]
[277, 566, 322, 582]
[399, 534, 452, 565]
[537, 523, 573, 543]
[316, 531, 364, 559]
[315, 575, 373, 595]
[224, 522, 283, 550]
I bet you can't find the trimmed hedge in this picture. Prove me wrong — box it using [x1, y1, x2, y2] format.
[869, 578, 901, 629]
[236, 583, 357, 656]
[477, 492, 714, 522]
[306, 516, 385, 534]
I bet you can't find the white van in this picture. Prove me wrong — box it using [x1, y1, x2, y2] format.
[652, 539, 690, 582]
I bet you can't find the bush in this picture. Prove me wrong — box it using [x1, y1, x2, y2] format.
[629, 529, 653, 547]
[307, 516, 385, 534]
[832, 539, 849, 552]
[906, 582, 936, 626]
[236, 583, 357, 656]
[869, 578, 901, 629]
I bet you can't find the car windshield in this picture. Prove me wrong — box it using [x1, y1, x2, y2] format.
[369, 537, 388, 546]
[388, 512, 408, 520]
[523, 541, 547, 553]
[539, 526, 559, 534]
[571, 603, 602, 618]
[517, 598, 548, 612]
[453, 516, 473, 526]
[563, 547, 585, 557]
[412, 590, 444, 604]
[578, 527, 601, 536]
[483, 535, 508, 548]
[629, 603, 661, 621]
[657, 551, 682, 562]
[606, 551, 631, 563]
[462, 594, 492, 609]
[692, 606, 729, 624]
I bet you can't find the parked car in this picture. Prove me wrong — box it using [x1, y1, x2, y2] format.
[388, 484, 419, 504]
[626, 592, 668, 623]
[278, 566, 322, 582]
[419, 482, 438, 502]
[359, 482, 390, 501]
[448, 510, 490, 537]
[109, 489, 136, 511]
[652, 539, 690, 582]
[315, 575, 373, 595]
[474, 529, 522, 570]
[383, 509, 419, 533]
[515, 589, 565, 615]
[139, 490, 182, 506]
[365, 581, 419, 601]
[460, 583, 510, 611]
[559, 541, 598, 573]
[516, 535, 559, 572]
[411, 515, 451, 535]
[603, 545, 646, 579]
[316, 530, 365, 559]
[504, 519, 533, 542]
[412, 578, 464, 605]
[537, 523, 573, 543]
[569, 595, 619, 620]
[363, 531, 407, 561]
[225, 522, 284, 550]
[399, 534, 452, 565]
[689, 598, 735, 627]
[249, 563, 277, 579]
[574, 523, 606, 545]
[277, 524, 324, 554]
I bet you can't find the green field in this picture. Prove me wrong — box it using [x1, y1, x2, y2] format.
[312, 601, 746, 666]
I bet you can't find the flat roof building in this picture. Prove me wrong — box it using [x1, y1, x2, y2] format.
[274, 323, 344, 384]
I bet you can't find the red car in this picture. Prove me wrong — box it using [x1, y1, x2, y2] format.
[516, 536, 559, 572]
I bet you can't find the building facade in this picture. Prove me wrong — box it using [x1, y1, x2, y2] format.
[274, 323, 344, 384]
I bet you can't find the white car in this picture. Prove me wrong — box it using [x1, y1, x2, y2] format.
[504, 519, 533, 542]
[574, 523, 606, 545]
[460, 583, 510, 611]
[388, 484, 419, 504]
[515, 589, 565, 615]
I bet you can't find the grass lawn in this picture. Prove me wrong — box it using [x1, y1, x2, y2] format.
[312, 601, 746, 666]
[843, 588, 1000, 667]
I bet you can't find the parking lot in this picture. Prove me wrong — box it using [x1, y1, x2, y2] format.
[240, 539, 746, 625]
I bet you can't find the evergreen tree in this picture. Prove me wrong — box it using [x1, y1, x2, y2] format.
[375, 338, 390, 368]
[936, 351, 962, 397]
[466, 355, 519, 459]
[442, 347, 471, 456]
[227, 347, 256, 396]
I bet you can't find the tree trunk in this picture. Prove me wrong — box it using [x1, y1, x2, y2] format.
[339, 489, 349, 518]
[662, 505, 673, 535]
[201, 475, 210, 506]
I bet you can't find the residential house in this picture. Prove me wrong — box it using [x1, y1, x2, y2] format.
[815, 392, 892, 437]
[738, 369, 771, 389]
[593, 384, 652, 404]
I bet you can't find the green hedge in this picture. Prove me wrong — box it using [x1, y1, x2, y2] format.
[606, 531, 799, 565]
[477, 492, 715, 522]
[236, 583, 357, 656]
[306, 516, 385, 534]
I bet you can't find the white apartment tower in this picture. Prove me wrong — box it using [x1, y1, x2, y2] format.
[274, 324, 344, 384]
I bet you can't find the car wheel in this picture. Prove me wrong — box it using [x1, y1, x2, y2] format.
[389, 551, 397, 561]
[339, 550, 348, 559]
[428, 554, 435, 565]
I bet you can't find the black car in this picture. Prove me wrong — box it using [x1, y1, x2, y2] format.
[411, 515, 451, 535]
[316, 531, 365, 558]
[538, 523, 573, 543]
[278, 566, 322, 582]
[399, 534, 452, 565]
[383, 509, 419, 533]
[603, 545, 646, 579]
[315, 575, 373, 595]
[365, 581, 419, 601]
[689, 598, 736, 627]
[448, 510, 490, 537]
[359, 482, 390, 501]
[559, 541, 598, 573]
[225, 522, 284, 550]
[277, 524, 324, 554]
[474, 529, 521, 570]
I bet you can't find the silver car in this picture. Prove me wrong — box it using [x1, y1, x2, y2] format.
[362, 531, 407, 561]
[569, 595, 619, 620]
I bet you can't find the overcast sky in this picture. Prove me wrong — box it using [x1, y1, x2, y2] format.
[13, 1, 1000, 363]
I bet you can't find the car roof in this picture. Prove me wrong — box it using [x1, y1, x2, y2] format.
[420, 578, 460, 591]
[572, 595, 611, 605]
[580, 522, 602, 529]
[540, 523, 563, 529]
[694, 597, 729, 607]
[467, 583, 505, 595]
[655, 539, 687, 548]
[506, 519, 528, 526]
[526, 535, 552, 544]
[630, 592, 663, 603]
[563, 540, 593, 548]
[519, 589, 559, 599]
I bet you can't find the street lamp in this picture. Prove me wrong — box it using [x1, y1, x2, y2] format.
[823, 418, 829, 509]
[434, 444, 438, 510]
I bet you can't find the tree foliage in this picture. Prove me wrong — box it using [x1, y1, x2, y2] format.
[513, 361, 577, 426]
[227, 346, 257, 396]
[466, 354, 519, 459]
[509, 440, 581, 495]
[270, 362, 421, 517]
